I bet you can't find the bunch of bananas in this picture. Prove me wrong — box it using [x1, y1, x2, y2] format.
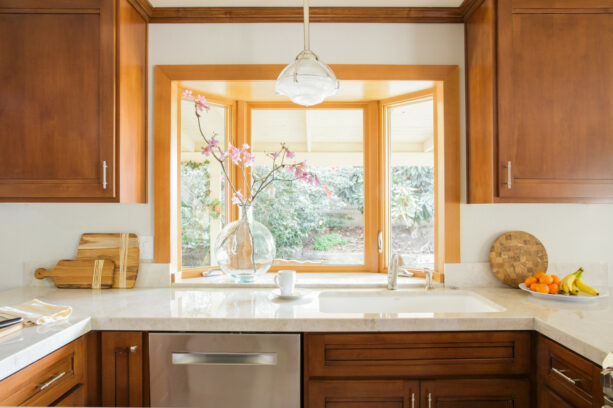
[559, 267, 599, 296]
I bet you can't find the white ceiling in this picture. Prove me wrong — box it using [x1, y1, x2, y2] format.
[150, 0, 463, 7]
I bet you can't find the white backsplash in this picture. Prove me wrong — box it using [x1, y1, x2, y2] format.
[445, 262, 609, 288]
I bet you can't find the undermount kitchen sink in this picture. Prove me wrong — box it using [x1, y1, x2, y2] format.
[318, 289, 504, 314]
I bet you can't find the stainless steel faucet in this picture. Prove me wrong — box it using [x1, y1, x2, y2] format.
[387, 254, 401, 290]
[387, 253, 434, 291]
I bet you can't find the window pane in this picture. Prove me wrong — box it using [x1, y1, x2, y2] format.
[389, 98, 435, 269]
[251, 108, 364, 265]
[180, 100, 227, 269]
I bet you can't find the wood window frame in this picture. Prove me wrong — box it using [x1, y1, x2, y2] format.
[154, 65, 460, 282]
[176, 87, 236, 279]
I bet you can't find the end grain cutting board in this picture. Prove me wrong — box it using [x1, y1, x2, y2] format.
[35, 259, 115, 289]
[77, 233, 140, 288]
[489, 231, 548, 288]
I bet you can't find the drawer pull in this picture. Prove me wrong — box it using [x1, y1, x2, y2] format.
[37, 371, 66, 391]
[130, 345, 138, 353]
[102, 160, 108, 189]
[428, 392, 432, 408]
[172, 352, 277, 366]
[552, 367, 581, 385]
[411, 392, 415, 408]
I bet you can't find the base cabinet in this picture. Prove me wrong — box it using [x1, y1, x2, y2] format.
[422, 379, 530, 408]
[100, 331, 147, 407]
[308, 379, 530, 408]
[536, 334, 604, 408]
[538, 384, 575, 408]
[308, 380, 419, 408]
[304, 332, 533, 408]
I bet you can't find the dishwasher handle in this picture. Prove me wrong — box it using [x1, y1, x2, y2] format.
[172, 352, 278, 366]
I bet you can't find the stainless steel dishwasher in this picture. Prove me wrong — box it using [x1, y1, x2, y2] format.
[149, 333, 300, 407]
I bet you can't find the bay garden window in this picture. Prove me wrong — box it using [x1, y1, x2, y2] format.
[155, 65, 459, 282]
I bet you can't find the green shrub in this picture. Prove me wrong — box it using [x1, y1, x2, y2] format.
[313, 234, 350, 251]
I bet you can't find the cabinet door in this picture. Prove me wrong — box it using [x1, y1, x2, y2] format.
[497, 0, 613, 200]
[308, 380, 419, 408]
[421, 379, 530, 408]
[0, 0, 115, 200]
[52, 385, 86, 407]
[101, 332, 144, 407]
[538, 384, 577, 408]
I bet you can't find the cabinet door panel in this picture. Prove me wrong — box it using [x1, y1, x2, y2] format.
[308, 380, 418, 408]
[101, 331, 144, 407]
[498, 2, 613, 199]
[0, 0, 115, 200]
[538, 384, 576, 408]
[421, 379, 530, 408]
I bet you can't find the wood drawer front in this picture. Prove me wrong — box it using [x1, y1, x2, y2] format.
[537, 335, 603, 408]
[308, 380, 418, 408]
[0, 337, 85, 407]
[305, 332, 531, 378]
[421, 378, 530, 408]
[52, 385, 85, 407]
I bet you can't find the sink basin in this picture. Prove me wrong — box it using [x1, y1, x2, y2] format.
[318, 289, 504, 314]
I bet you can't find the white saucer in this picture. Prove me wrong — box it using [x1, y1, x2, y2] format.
[272, 289, 303, 300]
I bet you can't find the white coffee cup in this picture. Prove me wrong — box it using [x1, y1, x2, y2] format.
[274, 270, 296, 296]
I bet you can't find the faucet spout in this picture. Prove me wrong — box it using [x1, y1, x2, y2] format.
[387, 254, 401, 290]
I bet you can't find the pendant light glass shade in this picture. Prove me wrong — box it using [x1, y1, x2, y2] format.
[275, 0, 339, 106]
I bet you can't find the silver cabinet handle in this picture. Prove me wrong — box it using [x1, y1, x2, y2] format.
[130, 345, 138, 353]
[411, 392, 415, 408]
[428, 392, 432, 408]
[37, 371, 66, 391]
[377, 231, 383, 253]
[102, 160, 108, 189]
[172, 352, 277, 366]
[507, 160, 512, 189]
[552, 367, 580, 385]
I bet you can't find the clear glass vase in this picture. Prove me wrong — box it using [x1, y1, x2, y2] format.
[214, 204, 276, 283]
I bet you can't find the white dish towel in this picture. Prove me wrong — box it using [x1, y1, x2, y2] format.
[0, 299, 72, 326]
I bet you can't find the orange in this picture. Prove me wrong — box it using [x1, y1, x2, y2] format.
[539, 275, 554, 285]
[551, 275, 560, 284]
[548, 283, 559, 295]
[534, 272, 546, 279]
[524, 277, 537, 287]
[536, 284, 549, 294]
[530, 283, 541, 292]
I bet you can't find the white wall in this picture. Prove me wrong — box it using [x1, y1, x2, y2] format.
[0, 22, 611, 290]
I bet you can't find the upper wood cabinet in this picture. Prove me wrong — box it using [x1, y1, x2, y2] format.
[0, 0, 147, 202]
[466, 0, 613, 203]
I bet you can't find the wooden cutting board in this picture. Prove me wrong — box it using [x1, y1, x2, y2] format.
[77, 233, 140, 288]
[35, 259, 115, 289]
[489, 231, 548, 288]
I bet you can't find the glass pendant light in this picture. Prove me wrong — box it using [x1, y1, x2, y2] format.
[275, 0, 339, 106]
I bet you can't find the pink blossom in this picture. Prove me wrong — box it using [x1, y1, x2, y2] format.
[209, 136, 219, 147]
[217, 148, 227, 161]
[232, 191, 244, 205]
[182, 89, 194, 100]
[242, 151, 255, 167]
[201, 145, 212, 157]
[196, 95, 210, 112]
[241, 143, 250, 150]
[228, 144, 242, 164]
[286, 148, 295, 159]
[269, 152, 280, 160]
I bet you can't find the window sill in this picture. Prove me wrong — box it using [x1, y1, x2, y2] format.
[172, 272, 432, 289]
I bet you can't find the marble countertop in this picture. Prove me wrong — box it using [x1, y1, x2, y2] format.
[0, 285, 611, 381]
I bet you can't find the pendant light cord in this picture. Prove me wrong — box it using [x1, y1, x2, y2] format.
[303, 0, 310, 51]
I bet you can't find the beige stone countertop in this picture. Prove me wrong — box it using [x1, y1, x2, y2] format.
[0, 286, 611, 380]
